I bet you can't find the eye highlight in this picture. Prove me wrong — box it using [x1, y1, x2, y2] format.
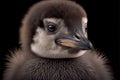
[47, 22, 57, 32]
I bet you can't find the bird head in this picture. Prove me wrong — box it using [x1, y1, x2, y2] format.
[20, 0, 93, 58]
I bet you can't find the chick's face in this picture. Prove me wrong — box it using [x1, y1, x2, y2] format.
[30, 18, 93, 58]
[20, 0, 94, 58]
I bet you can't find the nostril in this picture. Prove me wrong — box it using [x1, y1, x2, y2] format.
[75, 34, 80, 39]
[73, 33, 80, 40]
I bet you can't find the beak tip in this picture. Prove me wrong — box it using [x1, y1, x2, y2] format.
[80, 42, 94, 50]
[88, 45, 94, 50]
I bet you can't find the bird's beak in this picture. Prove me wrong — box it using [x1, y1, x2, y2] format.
[56, 36, 93, 50]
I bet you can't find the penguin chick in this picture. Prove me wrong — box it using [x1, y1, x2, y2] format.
[3, 0, 113, 80]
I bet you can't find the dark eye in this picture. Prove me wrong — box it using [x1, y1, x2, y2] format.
[84, 23, 88, 32]
[85, 27, 88, 32]
[47, 23, 57, 32]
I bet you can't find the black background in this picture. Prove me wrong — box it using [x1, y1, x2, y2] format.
[0, 0, 119, 80]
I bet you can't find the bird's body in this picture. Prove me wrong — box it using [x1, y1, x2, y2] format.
[4, 50, 112, 80]
[3, 0, 113, 80]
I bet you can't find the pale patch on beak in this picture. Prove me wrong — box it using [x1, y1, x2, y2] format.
[57, 39, 77, 48]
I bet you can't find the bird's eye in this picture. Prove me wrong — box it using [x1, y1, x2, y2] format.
[85, 27, 88, 32]
[84, 23, 88, 32]
[47, 23, 57, 32]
